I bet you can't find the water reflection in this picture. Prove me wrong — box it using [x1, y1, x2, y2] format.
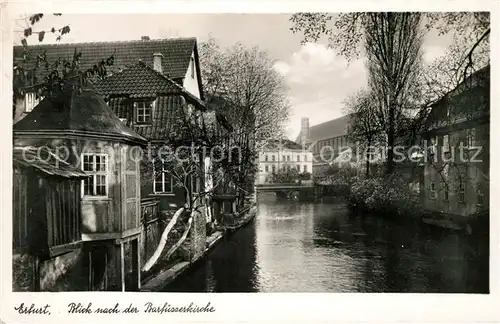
[164, 200, 488, 293]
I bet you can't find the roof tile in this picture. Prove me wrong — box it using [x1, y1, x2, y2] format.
[14, 37, 197, 80]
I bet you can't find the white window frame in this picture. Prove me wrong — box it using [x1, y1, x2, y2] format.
[81, 153, 109, 198]
[24, 92, 40, 113]
[304, 165, 308, 173]
[135, 101, 153, 124]
[264, 155, 268, 162]
[265, 165, 269, 172]
[430, 182, 436, 200]
[153, 161, 173, 194]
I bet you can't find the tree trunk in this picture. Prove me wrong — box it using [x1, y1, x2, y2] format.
[365, 137, 372, 177]
[386, 95, 396, 176]
[164, 215, 193, 261]
[386, 128, 395, 175]
[142, 206, 185, 272]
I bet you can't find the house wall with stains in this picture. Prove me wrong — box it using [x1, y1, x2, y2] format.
[423, 122, 489, 217]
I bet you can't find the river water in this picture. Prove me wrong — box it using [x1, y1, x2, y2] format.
[164, 198, 489, 293]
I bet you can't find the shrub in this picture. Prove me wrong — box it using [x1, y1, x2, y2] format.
[346, 176, 422, 219]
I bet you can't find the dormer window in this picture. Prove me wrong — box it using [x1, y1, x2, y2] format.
[117, 102, 129, 124]
[24, 92, 40, 113]
[135, 101, 153, 124]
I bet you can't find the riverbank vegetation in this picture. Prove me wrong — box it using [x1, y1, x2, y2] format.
[319, 165, 421, 219]
[292, 13, 490, 226]
[346, 176, 421, 219]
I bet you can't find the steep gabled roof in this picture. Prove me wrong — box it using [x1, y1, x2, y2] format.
[14, 37, 204, 99]
[13, 87, 147, 145]
[93, 60, 204, 108]
[295, 114, 353, 143]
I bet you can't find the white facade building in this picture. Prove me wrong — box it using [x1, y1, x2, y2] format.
[256, 139, 313, 185]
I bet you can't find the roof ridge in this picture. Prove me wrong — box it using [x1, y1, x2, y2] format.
[14, 37, 197, 49]
[136, 60, 196, 99]
[310, 113, 353, 128]
[95, 59, 205, 108]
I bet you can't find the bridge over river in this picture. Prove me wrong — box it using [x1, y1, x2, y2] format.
[255, 183, 315, 199]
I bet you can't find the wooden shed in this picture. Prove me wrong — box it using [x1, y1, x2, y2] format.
[13, 147, 89, 291]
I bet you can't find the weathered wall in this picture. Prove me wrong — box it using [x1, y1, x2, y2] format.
[12, 254, 34, 291]
[424, 123, 489, 217]
[39, 249, 88, 291]
[13, 249, 89, 292]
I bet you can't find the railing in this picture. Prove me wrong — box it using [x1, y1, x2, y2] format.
[140, 197, 160, 224]
[140, 197, 161, 263]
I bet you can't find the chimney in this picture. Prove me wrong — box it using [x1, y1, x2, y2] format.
[300, 117, 310, 147]
[153, 52, 163, 73]
[141, 36, 150, 41]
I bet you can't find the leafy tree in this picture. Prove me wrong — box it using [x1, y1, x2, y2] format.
[199, 38, 291, 206]
[290, 12, 489, 79]
[343, 89, 383, 177]
[13, 14, 115, 118]
[269, 164, 300, 184]
[289, 12, 490, 175]
[140, 101, 233, 272]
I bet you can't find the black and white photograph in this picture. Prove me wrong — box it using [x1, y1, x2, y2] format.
[1, 1, 499, 322]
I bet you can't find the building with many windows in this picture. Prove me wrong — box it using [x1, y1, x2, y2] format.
[422, 66, 489, 218]
[256, 139, 313, 184]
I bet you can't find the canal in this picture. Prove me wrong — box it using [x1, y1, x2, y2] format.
[164, 199, 489, 293]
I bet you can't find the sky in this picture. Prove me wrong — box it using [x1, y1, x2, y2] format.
[14, 13, 453, 140]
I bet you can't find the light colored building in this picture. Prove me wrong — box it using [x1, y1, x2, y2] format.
[256, 139, 313, 185]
